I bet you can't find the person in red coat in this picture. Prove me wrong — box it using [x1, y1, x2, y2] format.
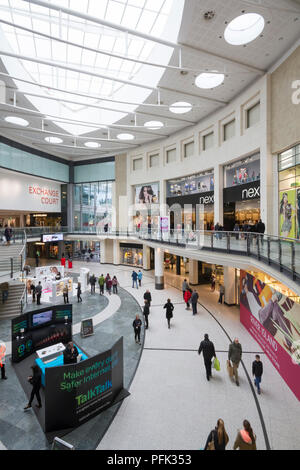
[61, 253, 66, 267]
[184, 289, 192, 310]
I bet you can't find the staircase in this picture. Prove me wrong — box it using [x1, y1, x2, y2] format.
[0, 244, 24, 277]
[0, 280, 26, 319]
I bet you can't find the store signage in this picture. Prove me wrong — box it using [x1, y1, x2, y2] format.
[167, 191, 214, 208]
[44, 337, 128, 432]
[242, 186, 260, 200]
[199, 194, 215, 205]
[223, 181, 260, 203]
[0, 169, 61, 212]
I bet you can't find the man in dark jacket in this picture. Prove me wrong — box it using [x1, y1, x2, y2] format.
[143, 290, 152, 306]
[252, 355, 263, 395]
[35, 281, 42, 305]
[63, 342, 79, 365]
[143, 300, 150, 329]
[228, 338, 242, 386]
[90, 274, 96, 294]
[24, 365, 42, 410]
[191, 290, 199, 315]
[198, 334, 216, 381]
[133, 315, 142, 344]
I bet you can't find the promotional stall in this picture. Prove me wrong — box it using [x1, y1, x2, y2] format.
[11, 307, 128, 434]
[26, 265, 73, 304]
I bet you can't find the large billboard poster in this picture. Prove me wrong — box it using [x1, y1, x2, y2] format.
[240, 271, 300, 400]
[279, 189, 296, 238]
[135, 183, 159, 204]
[45, 337, 125, 432]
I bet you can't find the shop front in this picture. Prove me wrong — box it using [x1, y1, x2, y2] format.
[278, 144, 300, 239]
[120, 243, 143, 267]
[223, 154, 260, 231]
[166, 171, 214, 231]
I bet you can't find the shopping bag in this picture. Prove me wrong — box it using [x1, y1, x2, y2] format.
[227, 360, 233, 378]
[213, 357, 220, 371]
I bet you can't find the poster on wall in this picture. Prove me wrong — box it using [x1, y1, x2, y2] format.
[135, 183, 159, 204]
[44, 337, 128, 432]
[297, 188, 300, 239]
[160, 217, 169, 233]
[240, 271, 300, 400]
[279, 190, 296, 238]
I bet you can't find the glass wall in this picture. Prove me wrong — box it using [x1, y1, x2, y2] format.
[278, 145, 300, 239]
[73, 181, 113, 231]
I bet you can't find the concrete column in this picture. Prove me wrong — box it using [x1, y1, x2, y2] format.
[100, 239, 107, 264]
[189, 259, 199, 285]
[67, 183, 74, 232]
[214, 164, 223, 226]
[176, 255, 181, 275]
[154, 247, 164, 290]
[113, 239, 120, 265]
[143, 244, 151, 270]
[224, 266, 236, 306]
[58, 241, 65, 259]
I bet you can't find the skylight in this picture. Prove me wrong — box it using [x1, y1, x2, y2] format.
[5, 116, 29, 126]
[195, 72, 224, 89]
[0, 0, 184, 136]
[45, 136, 63, 144]
[169, 102, 192, 114]
[117, 133, 135, 140]
[224, 13, 265, 46]
[144, 120, 164, 129]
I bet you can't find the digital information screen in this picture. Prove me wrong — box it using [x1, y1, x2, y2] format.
[32, 310, 53, 327]
[42, 233, 64, 243]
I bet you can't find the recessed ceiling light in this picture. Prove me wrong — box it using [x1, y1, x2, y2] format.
[117, 133, 135, 140]
[169, 102, 192, 114]
[144, 121, 164, 130]
[224, 13, 265, 46]
[5, 116, 29, 126]
[84, 141, 101, 148]
[195, 72, 225, 89]
[45, 136, 63, 144]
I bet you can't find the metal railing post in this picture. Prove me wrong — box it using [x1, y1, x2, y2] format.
[292, 242, 296, 280]
[247, 234, 250, 256]
[227, 232, 230, 253]
[10, 257, 13, 278]
[279, 239, 283, 272]
[267, 237, 271, 265]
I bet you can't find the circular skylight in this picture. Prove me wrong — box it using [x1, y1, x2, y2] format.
[224, 13, 265, 46]
[195, 72, 225, 89]
[45, 136, 63, 144]
[84, 141, 101, 148]
[5, 116, 29, 126]
[144, 121, 164, 130]
[169, 102, 192, 114]
[117, 133, 135, 141]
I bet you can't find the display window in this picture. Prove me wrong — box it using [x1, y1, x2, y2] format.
[167, 171, 214, 198]
[224, 153, 260, 188]
[121, 247, 143, 267]
[73, 181, 113, 231]
[278, 147, 300, 239]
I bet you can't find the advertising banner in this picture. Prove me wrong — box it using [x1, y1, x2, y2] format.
[160, 217, 169, 233]
[279, 190, 296, 238]
[135, 183, 159, 204]
[240, 271, 300, 400]
[45, 337, 126, 432]
[0, 169, 61, 212]
[35, 265, 65, 278]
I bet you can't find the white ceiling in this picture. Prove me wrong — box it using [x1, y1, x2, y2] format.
[0, 0, 299, 161]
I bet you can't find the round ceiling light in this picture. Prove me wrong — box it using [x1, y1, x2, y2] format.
[84, 141, 101, 148]
[144, 121, 164, 130]
[224, 13, 265, 46]
[44, 136, 63, 144]
[5, 116, 29, 126]
[195, 72, 225, 89]
[117, 133, 135, 140]
[169, 101, 192, 114]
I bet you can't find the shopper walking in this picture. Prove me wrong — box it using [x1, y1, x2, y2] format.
[4, 225, 12, 246]
[112, 276, 118, 294]
[30, 281, 36, 303]
[144, 289, 152, 306]
[107, 277, 112, 295]
[90, 274, 96, 294]
[36, 281, 42, 305]
[77, 281, 82, 302]
[204, 419, 229, 451]
[198, 334, 216, 381]
[182, 278, 189, 300]
[98, 274, 105, 295]
[163, 299, 174, 329]
[132, 270, 138, 289]
[218, 284, 225, 304]
[211, 274, 216, 292]
[191, 290, 199, 315]
[252, 355, 263, 395]
[143, 300, 150, 329]
[0, 341, 7, 380]
[233, 420, 257, 450]
[132, 315, 142, 345]
[137, 270, 143, 287]
[35, 249, 40, 267]
[184, 288, 192, 310]
[105, 274, 111, 292]
[228, 338, 242, 386]
[24, 365, 42, 410]
[63, 283, 69, 304]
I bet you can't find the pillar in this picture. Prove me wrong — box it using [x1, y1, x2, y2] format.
[176, 256, 181, 275]
[67, 183, 74, 232]
[100, 239, 107, 264]
[155, 247, 164, 290]
[113, 239, 120, 265]
[214, 164, 224, 226]
[143, 244, 151, 270]
[224, 266, 236, 306]
[189, 259, 199, 285]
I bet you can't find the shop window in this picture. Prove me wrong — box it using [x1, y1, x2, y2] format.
[203, 132, 214, 151]
[149, 154, 159, 168]
[278, 148, 295, 171]
[224, 153, 260, 188]
[223, 120, 235, 141]
[133, 158, 143, 171]
[184, 141, 194, 159]
[246, 102, 260, 128]
[166, 148, 176, 163]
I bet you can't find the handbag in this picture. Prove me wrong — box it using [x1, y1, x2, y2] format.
[213, 357, 220, 371]
[227, 360, 234, 378]
[207, 431, 215, 451]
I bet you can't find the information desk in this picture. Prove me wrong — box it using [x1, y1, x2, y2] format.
[36, 342, 65, 363]
[36, 346, 88, 387]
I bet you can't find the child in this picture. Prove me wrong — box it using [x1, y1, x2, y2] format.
[252, 355, 263, 395]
